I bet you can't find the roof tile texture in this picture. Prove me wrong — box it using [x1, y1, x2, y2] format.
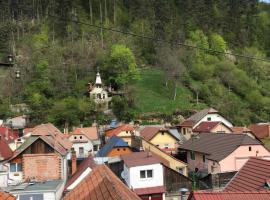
[72, 127, 99, 141]
[225, 157, 270, 192]
[105, 124, 134, 138]
[180, 133, 261, 161]
[0, 192, 16, 200]
[249, 124, 270, 139]
[64, 165, 140, 200]
[192, 121, 221, 133]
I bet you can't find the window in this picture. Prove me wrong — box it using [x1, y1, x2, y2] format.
[79, 147, 84, 155]
[80, 136, 82, 139]
[126, 131, 128, 134]
[93, 145, 98, 151]
[164, 144, 169, 149]
[10, 163, 22, 172]
[140, 170, 153, 179]
[156, 144, 159, 147]
[190, 151, 195, 160]
[203, 155, 206, 163]
[117, 148, 120, 151]
[249, 146, 252, 151]
[103, 94, 106, 99]
[207, 117, 211, 121]
[183, 128, 186, 135]
[161, 132, 164, 135]
[74, 136, 77, 139]
[123, 148, 126, 151]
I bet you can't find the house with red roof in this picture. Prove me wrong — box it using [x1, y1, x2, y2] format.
[192, 121, 232, 134]
[68, 126, 101, 158]
[121, 151, 166, 200]
[225, 157, 270, 192]
[3, 123, 72, 186]
[105, 124, 135, 145]
[249, 123, 270, 139]
[177, 108, 233, 140]
[63, 164, 141, 200]
[188, 191, 270, 200]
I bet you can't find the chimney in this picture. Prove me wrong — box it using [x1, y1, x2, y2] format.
[71, 150, 77, 175]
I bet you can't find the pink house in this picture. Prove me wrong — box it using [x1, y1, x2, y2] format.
[179, 133, 270, 174]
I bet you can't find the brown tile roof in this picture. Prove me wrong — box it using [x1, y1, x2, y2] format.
[179, 120, 195, 127]
[0, 138, 13, 160]
[133, 186, 165, 195]
[0, 192, 16, 200]
[188, 191, 270, 200]
[72, 127, 99, 141]
[30, 123, 72, 151]
[192, 121, 229, 133]
[249, 124, 270, 139]
[65, 155, 96, 190]
[231, 127, 252, 134]
[63, 165, 141, 200]
[105, 124, 134, 138]
[121, 151, 169, 168]
[180, 133, 262, 161]
[225, 157, 270, 192]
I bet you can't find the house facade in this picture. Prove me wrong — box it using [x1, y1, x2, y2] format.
[180, 133, 270, 174]
[178, 108, 233, 140]
[140, 127, 181, 155]
[121, 152, 166, 200]
[69, 127, 101, 158]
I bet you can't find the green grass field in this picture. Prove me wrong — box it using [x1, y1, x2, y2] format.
[132, 68, 206, 115]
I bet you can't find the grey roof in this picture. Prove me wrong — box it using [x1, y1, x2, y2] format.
[187, 108, 218, 124]
[5, 180, 63, 193]
[168, 128, 186, 142]
[179, 133, 262, 161]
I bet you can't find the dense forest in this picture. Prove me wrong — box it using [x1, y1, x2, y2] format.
[0, 0, 270, 128]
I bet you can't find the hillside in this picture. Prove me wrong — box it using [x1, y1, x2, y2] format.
[0, 1, 270, 127]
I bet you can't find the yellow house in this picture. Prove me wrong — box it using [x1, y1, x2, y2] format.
[140, 127, 181, 155]
[140, 137, 188, 176]
[105, 124, 135, 145]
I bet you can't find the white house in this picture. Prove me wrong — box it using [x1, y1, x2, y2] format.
[88, 72, 111, 109]
[121, 151, 165, 200]
[69, 127, 101, 158]
[178, 108, 233, 139]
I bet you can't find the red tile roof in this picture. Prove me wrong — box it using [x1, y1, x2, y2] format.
[121, 151, 169, 168]
[193, 121, 227, 133]
[188, 191, 270, 200]
[72, 127, 99, 141]
[64, 165, 141, 200]
[249, 124, 270, 139]
[0, 192, 16, 200]
[225, 157, 270, 192]
[134, 186, 165, 195]
[231, 127, 252, 134]
[65, 155, 96, 190]
[105, 124, 134, 138]
[0, 126, 19, 143]
[0, 138, 13, 160]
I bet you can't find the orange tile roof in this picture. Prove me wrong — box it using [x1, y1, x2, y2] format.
[249, 124, 270, 139]
[28, 123, 72, 151]
[0, 192, 16, 200]
[105, 124, 134, 138]
[64, 165, 141, 200]
[72, 127, 99, 140]
[225, 157, 270, 192]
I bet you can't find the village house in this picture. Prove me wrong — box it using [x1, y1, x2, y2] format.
[68, 126, 101, 158]
[179, 133, 270, 175]
[231, 126, 256, 138]
[192, 121, 232, 134]
[0, 191, 16, 200]
[121, 151, 167, 200]
[177, 108, 233, 139]
[96, 135, 133, 157]
[140, 126, 183, 155]
[63, 164, 141, 200]
[0, 126, 21, 151]
[249, 123, 270, 140]
[224, 157, 270, 191]
[88, 72, 111, 109]
[105, 124, 135, 145]
[0, 137, 13, 188]
[2, 123, 72, 187]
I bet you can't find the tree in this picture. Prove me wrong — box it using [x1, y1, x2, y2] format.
[104, 44, 140, 89]
[111, 96, 134, 122]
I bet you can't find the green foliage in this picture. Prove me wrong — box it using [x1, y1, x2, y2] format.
[209, 33, 227, 59]
[111, 96, 134, 122]
[104, 44, 140, 88]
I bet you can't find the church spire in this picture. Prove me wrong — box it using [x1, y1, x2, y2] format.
[95, 71, 102, 85]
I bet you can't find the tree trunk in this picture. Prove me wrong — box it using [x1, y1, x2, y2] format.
[89, 0, 93, 24]
[173, 82, 177, 101]
[99, 0, 104, 48]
